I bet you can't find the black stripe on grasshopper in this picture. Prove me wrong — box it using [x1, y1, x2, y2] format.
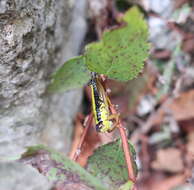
[89, 77, 103, 124]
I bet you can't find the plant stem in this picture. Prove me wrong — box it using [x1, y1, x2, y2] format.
[72, 113, 93, 161]
[109, 105, 136, 183]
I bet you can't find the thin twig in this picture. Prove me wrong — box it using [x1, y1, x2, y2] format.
[72, 113, 93, 161]
[109, 105, 136, 183]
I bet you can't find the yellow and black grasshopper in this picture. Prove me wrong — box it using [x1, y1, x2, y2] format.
[89, 73, 119, 133]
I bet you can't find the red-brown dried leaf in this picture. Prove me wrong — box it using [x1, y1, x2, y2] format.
[151, 148, 184, 173]
[69, 114, 101, 167]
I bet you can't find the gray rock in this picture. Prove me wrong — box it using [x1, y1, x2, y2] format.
[171, 185, 194, 190]
[148, 16, 182, 50]
[142, 0, 174, 18]
[0, 0, 87, 189]
[0, 162, 52, 190]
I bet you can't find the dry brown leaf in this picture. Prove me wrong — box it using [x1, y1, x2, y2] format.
[143, 90, 194, 132]
[68, 114, 101, 166]
[138, 172, 187, 190]
[151, 148, 184, 173]
[68, 114, 85, 160]
[182, 35, 194, 54]
[152, 49, 171, 59]
[168, 90, 194, 121]
[179, 119, 194, 133]
[150, 174, 186, 190]
[76, 127, 100, 167]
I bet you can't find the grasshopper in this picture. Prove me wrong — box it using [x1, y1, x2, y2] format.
[89, 73, 119, 132]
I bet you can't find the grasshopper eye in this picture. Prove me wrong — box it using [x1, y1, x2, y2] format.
[96, 121, 103, 132]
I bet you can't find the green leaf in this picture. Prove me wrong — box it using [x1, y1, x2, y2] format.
[20, 145, 108, 190]
[48, 7, 149, 92]
[48, 56, 90, 92]
[86, 139, 137, 189]
[85, 6, 150, 81]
